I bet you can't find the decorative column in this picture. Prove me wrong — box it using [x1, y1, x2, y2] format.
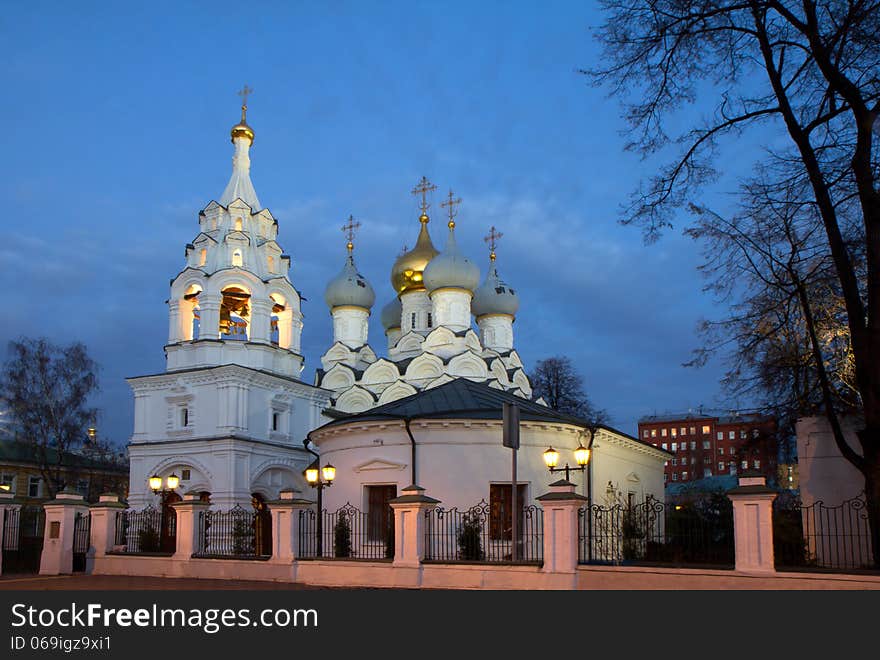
[171, 492, 211, 560]
[249, 298, 272, 343]
[0, 491, 20, 576]
[168, 299, 182, 343]
[88, 493, 126, 559]
[389, 485, 439, 568]
[536, 479, 588, 576]
[198, 293, 222, 340]
[268, 489, 314, 564]
[727, 472, 778, 574]
[40, 490, 89, 575]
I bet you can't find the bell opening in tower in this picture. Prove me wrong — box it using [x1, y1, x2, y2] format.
[220, 286, 250, 341]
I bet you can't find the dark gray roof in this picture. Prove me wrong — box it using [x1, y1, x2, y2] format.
[314, 378, 649, 449]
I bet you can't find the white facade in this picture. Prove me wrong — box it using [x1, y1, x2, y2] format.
[311, 417, 668, 512]
[127, 103, 331, 508]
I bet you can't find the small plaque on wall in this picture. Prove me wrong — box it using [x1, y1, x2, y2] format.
[49, 521, 60, 539]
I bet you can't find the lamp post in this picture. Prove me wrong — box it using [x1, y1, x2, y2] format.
[148, 473, 179, 552]
[544, 442, 593, 560]
[305, 462, 336, 557]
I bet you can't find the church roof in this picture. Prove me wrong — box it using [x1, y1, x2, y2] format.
[315, 377, 639, 443]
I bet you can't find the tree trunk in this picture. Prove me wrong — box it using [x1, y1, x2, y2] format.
[858, 427, 880, 569]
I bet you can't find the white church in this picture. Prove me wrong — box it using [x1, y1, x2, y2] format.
[126, 94, 668, 516]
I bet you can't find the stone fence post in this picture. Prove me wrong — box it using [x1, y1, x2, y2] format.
[88, 493, 126, 562]
[40, 490, 89, 575]
[268, 489, 314, 564]
[536, 479, 588, 575]
[171, 492, 210, 560]
[727, 472, 778, 574]
[0, 491, 20, 576]
[389, 485, 439, 567]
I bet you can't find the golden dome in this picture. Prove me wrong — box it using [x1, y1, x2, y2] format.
[231, 121, 254, 143]
[390, 214, 439, 293]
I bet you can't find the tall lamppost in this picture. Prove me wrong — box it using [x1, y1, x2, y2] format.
[543, 443, 593, 561]
[148, 473, 179, 552]
[305, 462, 336, 556]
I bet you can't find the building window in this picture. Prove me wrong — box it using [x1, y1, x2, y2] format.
[716, 431, 723, 440]
[718, 462, 726, 472]
[740, 430, 747, 439]
[643, 430, 649, 438]
[703, 468, 712, 478]
[0, 473, 15, 494]
[427, 312, 432, 328]
[680, 427, 686, 436]
[754, 460, 761, 469]
[660, 428, 667, 437]
[232, 249, 243, 267]
[741, 461, 748, 470]
[411, 312, 417, 329]
[28, 476, 41, 498]
[272, 412, 279, 432]
[690, 426, 696, 435]
[663, 473, 668, 482]
[672, 473, 679, 482]
[702, 425, 711, 435]
[199, 248, 207, 266]
[671, 442, 677, 452]
[671, 458, 678, 466]
[181, 407, 189, 428]
[752, 429, 759, 438]
[704, 457, 711, 465]
[489, 484, 526, 541]
[718, 447, 724, 455]
[729, 431, 735, 440]
[234, 217, 243, 231]
[268, 255, 274, 273]
[661, 443, 667, 451]
[689, 441, 696, 450]
[651, 429, 657, 438]
[670, 428, 677, 438]
[682, 472, 688, 481]
[729, 462, 737, 475]
[702, 440, 710, 450]
[366, 485, 397, 542]
[730, 446, 736, 455]
[181, 469, 191, 481]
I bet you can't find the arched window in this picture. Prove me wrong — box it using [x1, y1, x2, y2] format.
[232, 249, 243, 267]
[199, 249, 207, 266]
[183, 284, 202, 340]
[267, 255, 274, 273]
[269, 293, 289, 348]
[220, 286, 250, 340]
[234, 217, 243, 231]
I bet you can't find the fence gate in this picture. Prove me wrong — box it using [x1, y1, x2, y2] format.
[1, 506, 46, 574]
[72, 511, 91, 572]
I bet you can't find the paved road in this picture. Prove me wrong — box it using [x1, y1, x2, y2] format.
[0, 574, 348, 590]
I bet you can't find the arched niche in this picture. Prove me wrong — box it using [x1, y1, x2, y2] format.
[220, 285, 251, 340]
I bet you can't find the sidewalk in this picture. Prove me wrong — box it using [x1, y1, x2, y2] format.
[0, 574, 347, 590]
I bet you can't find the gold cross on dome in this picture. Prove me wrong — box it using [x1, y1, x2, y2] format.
[237, 84, 254, 121]
[440, 190, 462, 228]
[484, 226, 503, 261]
[411, 176, 437, 216]
[341, 215, 361, 253]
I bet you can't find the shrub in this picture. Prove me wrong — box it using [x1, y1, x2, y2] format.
[334, 512, 352, 558]
[457, 513, 484, 561]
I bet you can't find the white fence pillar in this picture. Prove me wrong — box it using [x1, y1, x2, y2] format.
[536, 479, 587, 574]
[389, 485, 440, 567]
[172, 492, 210, 560]
[88, 493, 126, 562]
[268, 489, 314, 563]
[728, 473, 778, 574]
[40, 490, 88, 575]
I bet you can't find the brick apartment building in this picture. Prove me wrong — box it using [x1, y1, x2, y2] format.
[637, 412, 778, 487]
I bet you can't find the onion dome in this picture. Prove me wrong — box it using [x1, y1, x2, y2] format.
[325, 255, 375, 311]
[380, 297, 402, 330]
[472, 258, 519, 318]
[390, 214, 439, 294]
[231, 86, 255, 143]
[423, 218, 480, 294]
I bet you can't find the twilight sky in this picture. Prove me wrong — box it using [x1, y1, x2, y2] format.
[0, 2, 768, 444]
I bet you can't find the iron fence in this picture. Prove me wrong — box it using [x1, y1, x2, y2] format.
[194, 505, 272, 559]
[423, 501, 543, 564]
[773, 493, 876, 571]
[1, 506, 45, 573]
[298, 503, 393, 560]
[578, 496, 734, 567]
[114, 506, 176, 554]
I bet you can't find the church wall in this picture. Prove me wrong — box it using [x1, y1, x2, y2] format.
[589, 431, 667, 506]
[314, 421, 667, 513]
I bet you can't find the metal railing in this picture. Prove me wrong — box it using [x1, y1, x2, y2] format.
[423, 501, 543, 564]
[578, 496, 734, 568]
[114, 506, 176, 554]
[194, 505, 272, 559]
[298, 503, 393, 560]
[72, 511, 91, 572]
[773, 493, 876, 571]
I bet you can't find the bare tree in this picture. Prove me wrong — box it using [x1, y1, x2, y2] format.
[589, 0, 880, 566]
[530, 356, 608, 424]
[0, 338, 99, 499]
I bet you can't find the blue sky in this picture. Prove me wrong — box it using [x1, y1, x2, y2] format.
[1, 2, 761, 444]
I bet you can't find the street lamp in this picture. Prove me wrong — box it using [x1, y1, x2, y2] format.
[543, 444, 591, 481]
[147, 473, 179, 553]
[305, 461, 335, 556]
